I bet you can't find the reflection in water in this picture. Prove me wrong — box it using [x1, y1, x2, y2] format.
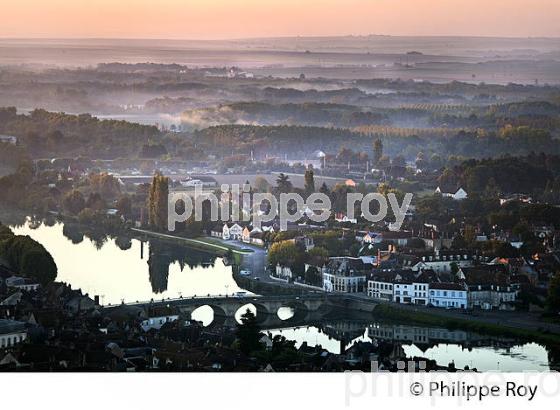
[265, 321, 552, 372]
[267, 326, 344, 355]
[10, 219, 246, 305]
[5, 217, 557, 372]
[403, 343, 549, 372]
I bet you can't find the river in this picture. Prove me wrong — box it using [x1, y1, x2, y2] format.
[8, 217, 554, 371]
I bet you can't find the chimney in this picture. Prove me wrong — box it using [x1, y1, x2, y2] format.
[94, 295, 100, 305]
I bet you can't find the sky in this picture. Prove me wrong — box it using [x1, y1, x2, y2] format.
[1, 0, 559, 39]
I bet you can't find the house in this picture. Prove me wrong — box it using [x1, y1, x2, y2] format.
[499, 194, 532, 206]
[250, 231, 265, 247]
[322, 257, 369, 293]
[0, 319, 27, 348]
[362, 232, 377, 244]
[435, 186, 468, 200]
[335, 212, 357, 224]
[373, 231, 412, 247]
[367, 271, 394, 301]
[292, 236, 314, 252]
[210, 225, 222, 238]
[368, 269, 457, 307]
[491, 257, 538, 284]
[429, 283, 468, 309]
[65, 294, 97, 313]
[459, 265, 517, 310]
[242, 226, 255, 243]
[410, 250, 487, 274]
[187, 175, 218, 188]
[391, 270, 430, 305]
[140, 315, 179, 332]
[179, 175, 218, 188]
[0, 135, 17, 145]
[223, 223, 243, 240]
[4, 276, 40, 292]
[275, 264, 293, 281]
[241, 226, 265, 246]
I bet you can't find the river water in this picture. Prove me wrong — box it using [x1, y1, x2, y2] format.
[9, 218, 554, 371]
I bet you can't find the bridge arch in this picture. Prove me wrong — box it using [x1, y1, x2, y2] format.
[275, 301, 309, 322]
[190, 304, 228, 327]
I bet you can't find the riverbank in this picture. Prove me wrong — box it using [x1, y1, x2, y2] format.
[374, 303, 560, 347]
[130, 228, 253, 262]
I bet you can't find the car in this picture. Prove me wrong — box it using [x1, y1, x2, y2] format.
[234, 292, 247, 298]
[253, 277, 260, 281]
[239, 270, 252, 276]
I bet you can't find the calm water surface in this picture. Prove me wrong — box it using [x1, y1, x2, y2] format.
[11, 220, 245, 305]
[9, 218, 553, 371]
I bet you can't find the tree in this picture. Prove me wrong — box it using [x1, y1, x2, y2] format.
[116, 195, 132, 219]
[268, 240, 301, 268]
[140, 143, 168, 158]
[484, 177, 500, 199]
[450, 262, 459, 275]
[304, 266, 322, 286]
[148, 172, 169, 230]
[236, 309, 262, 355]
[319, 182, 330, 196]
[373, 138, 383, 165]
[275, 173, 292, 194]
[304, 167, 315, 194]
[86, 192, 106, 211]
[0, 234, 57, 285]
[63, 190, 86, 215]
[88, 172, 121, 199]
[307, 246, 329, 267]
[253, 176, 270, 193]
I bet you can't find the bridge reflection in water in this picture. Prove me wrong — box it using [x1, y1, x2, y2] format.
[107, 294, 347, 329]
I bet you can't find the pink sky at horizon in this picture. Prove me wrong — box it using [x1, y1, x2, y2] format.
[1, 0, 559, 40]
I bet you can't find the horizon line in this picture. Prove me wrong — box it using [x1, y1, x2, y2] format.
[1, 33, 560, 42]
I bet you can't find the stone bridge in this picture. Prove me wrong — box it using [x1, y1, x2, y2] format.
[104, 293, 379, 328]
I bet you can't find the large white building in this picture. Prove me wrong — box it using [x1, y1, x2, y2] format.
[367, 272, 394, 301]
[368, 269, 468, 309]
[410, 250, 488, 274]
[368, 270, 431, 305]
[429, 283, 468, 309]
[323, 257, 368, 293]
[459, 265, 517, 310]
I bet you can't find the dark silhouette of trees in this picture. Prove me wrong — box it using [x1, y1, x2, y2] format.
[236, 309, 262, 355]
[0, 226, 57, 285]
